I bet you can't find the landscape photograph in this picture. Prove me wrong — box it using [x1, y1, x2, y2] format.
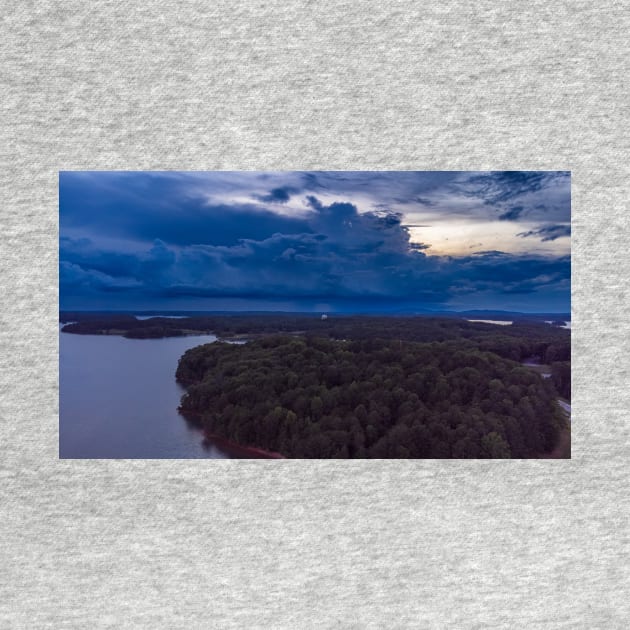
[59, 170, 571, 459]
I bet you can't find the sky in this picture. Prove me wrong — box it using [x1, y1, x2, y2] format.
[59, 171, 570, 313]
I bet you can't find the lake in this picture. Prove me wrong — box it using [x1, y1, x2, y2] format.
[466, 319, 513, 326]
[59, 327, 232, 458]
[134, 315, 189, 320]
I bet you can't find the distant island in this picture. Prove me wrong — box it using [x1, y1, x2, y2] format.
[59, 310, 570, 343]
[61, 312, 570, 458]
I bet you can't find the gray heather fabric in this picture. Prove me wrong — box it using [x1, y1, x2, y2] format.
[1, 1, 628, 628]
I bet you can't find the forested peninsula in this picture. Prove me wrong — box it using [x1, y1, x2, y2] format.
[174, 320, 569, 458]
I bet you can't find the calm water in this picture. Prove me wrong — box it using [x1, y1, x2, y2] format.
[466, 319, 513, 326]
[135, 315, 188, 320]
[59, 327, 231, 458]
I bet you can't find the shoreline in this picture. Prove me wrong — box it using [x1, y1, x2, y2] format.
[60, 327, 252, 343]
[204, 432, 285, 459]
[179, 409, 285, 459]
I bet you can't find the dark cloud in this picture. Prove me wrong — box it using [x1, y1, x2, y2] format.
[253, 186, 297, 204]
[499, 206, 525, 221]
[60, 172, 311, 247]
[453, 251, 570, 294]
[60, 261, 142, 292]
[60, 171, 570, 310]
[462, 171, 550, 204]
[518, 224, 571, 242]
[305, 172, 456, 208]
[413, 196, 435, 206]
[61, 194, 569, 309]
[453, 171, 571, 223]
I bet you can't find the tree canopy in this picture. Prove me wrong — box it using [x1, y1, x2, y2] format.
[176, 335, 567, 459]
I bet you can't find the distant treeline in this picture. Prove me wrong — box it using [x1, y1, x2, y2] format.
[60, 313, 570, 364]
[177, 335, 567, 459]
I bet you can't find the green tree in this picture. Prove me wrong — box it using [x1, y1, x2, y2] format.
[480, 432, 511, 458]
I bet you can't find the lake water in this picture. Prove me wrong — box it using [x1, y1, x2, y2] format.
[135, 315, 189, 320]
[466, 319, 513, 326]
[59, 327, 231, 458]
[466, 319, 572, 329]
[545, 320, 572, 329]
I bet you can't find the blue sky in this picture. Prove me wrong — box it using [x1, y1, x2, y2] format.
[59, 171, 570, 313]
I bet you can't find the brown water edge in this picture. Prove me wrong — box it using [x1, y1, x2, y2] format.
[539, 427, 571, 459]
[178, 409, 285, 459]
[203, 432, 285, 459]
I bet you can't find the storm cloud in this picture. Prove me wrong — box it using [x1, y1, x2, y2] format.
[518, 224, 572, 242]
[60, 171, 570, 311]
